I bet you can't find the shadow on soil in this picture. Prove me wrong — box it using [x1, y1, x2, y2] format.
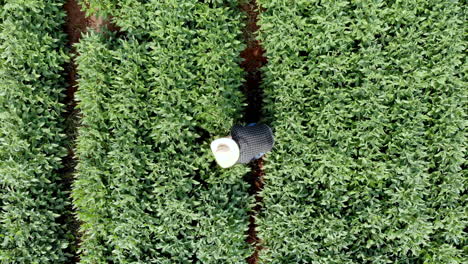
[239, 1, 267, 264]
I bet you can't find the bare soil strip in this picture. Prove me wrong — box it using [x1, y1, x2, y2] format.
[244, 159, 265, 264]
[62, 1, 119, 262]
[61, 1, 88, 262]
[64, 0, 120, 107]
[239, 1, 267, 264]
[240, 1, 267, 125]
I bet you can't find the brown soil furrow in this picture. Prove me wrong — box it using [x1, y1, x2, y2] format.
[245, 159, 265, 264]
[62, 1, 119, 262]
[239, 1, 267, 264]
[240, 1, 267, 125]
[64, 0, 119, 107]
[61, 1, 88, 262]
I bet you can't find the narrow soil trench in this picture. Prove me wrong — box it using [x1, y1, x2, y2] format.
[239, 1, 267, 264]
[64, 0, 120, 108]
[240, 1, 267, 125]
[61, 1, 119, 262]
[60, 1, 88, 262]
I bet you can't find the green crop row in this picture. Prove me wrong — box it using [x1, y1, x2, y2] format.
[0, 1, 73, 263]
[257, 0, 466, 263]
[73, 1, 252, 263]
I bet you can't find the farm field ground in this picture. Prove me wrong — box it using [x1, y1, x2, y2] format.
[0, 0, 466, 264]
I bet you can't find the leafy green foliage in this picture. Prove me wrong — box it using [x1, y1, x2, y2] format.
[0, 1, 72, 263]
[73, 1, 252, 263]
[79, 0, 240, 23]
[257, 0, 466, 263]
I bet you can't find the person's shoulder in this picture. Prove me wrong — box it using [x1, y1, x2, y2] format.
[231, 124, 244, 133]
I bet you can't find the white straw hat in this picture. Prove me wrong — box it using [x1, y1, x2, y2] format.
[210, 138, 240, 168]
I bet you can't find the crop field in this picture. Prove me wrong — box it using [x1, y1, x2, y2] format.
[257, 0, 466, 263]
[0, 0, 466, 264]
[72, 1, 253, 263]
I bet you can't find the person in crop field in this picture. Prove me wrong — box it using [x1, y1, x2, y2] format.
[211, 123, 274, 168]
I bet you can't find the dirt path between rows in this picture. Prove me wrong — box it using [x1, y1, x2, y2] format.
[239, 1, 267, 264]
[62, 1, 119, 262]
[240, 1, 267, 125]
[64, 0, 119, 105]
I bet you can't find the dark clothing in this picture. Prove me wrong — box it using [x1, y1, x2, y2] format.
[231, 124, 274, 164]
